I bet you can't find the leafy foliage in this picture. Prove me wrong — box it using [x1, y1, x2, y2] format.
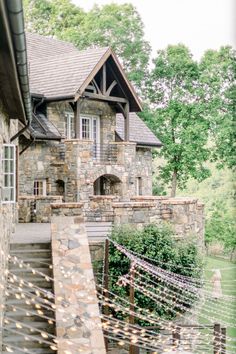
[108, 224, 203, 324]
[143, 44, 211, 196]
[205, 202, 236, 259]
[23, 0, 150, 87]
[200, 46, 236, 169]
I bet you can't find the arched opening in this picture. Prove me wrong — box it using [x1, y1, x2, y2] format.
[94, 174, 122, 196]
[56, 179, 65, 197]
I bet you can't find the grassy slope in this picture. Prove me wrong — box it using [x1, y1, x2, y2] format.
[200, 256, 236, 351]
[177, 163, 235, 218]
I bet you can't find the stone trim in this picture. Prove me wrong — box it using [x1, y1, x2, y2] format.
[112, 201, 155, 208]
[51, 202, 84, 209]
[51, 205, 106, 354]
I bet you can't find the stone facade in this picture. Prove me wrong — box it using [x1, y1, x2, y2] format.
[51, 203, 106, 354]
[19, 99, 153, 222]
[0, 100, 18, 347]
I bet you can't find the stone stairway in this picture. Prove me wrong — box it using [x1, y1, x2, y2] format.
[2, 243, 57, 354]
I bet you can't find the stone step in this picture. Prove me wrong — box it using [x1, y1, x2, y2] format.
[3, 242, 56, 354]
[6, 310, 55, 322]
[2, 350, 55, 354]
[8, 281, 53, 290]
[10, 252, 52, 262]
[4, 322, 55, 335]
[6, 301, 55, 316]
[3, 334, 56, 349]
[9, 267, 52, 277]
[10, 243, 51, 251]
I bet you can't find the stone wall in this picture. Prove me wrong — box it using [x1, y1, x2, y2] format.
[18, 195, 63, 223]
[86, 196, 204, 247]
[0, 100, 18, 348]
[51, 203, 106, 354]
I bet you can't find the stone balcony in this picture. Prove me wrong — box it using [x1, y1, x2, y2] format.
[63, 139, 137, 165]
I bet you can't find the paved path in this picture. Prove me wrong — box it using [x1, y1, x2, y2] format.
[11, 223, 51, 243]
[12, 222, 112, 244]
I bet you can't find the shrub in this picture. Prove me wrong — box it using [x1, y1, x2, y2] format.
[106, 224, 203, 324]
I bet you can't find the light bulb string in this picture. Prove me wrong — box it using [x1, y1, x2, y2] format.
[122, 277, 236, 345]
[112, 242, 236, 301]
[2, 343, 36, 354]
[97, 288, 216, 342]
[107, 237, 204, 271]
[4, 316, 57, 340]
[133, 269, 236, 319]
[102, 313, 214, 347]
[5, 286, 56, 313]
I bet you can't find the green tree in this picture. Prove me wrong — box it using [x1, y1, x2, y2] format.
[143, 45, 210, 197]
[205, 201, 236, 260]
[23, 0, 151, 87]
[200, 46, 236, 169]
[107, 224, 203, 324]
[23, 0, 85, 36]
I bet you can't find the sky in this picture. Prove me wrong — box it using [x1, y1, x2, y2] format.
[72, 0, 235, 59]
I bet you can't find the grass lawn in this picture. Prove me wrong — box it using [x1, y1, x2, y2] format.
[198, 256, 236, 353]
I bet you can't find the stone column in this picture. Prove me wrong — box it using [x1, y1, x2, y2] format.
[51, 203, 106, 354]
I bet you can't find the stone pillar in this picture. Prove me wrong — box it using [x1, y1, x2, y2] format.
[51, 203, 106, 354]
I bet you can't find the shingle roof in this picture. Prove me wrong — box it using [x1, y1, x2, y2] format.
[116, 113, 162, 147]
[26, 32, 78, 61]
[30, 113, 61, 140]
[26, 32, 141, 111]
[29, 45, 110, 98]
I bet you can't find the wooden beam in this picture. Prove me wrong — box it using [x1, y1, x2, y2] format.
[92, 79, 102, 95]
[116, 102, 125, 116]
[84, 91, 128, 104]
[106, 80, 117, 96]
[124, 101, 130, 142]
[75, 100, 81, 138]
[106, 61, 129, 99]
[101, 63, 106, 95]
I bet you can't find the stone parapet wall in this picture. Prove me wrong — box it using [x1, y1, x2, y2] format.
[18, 196, 63, 223]
[51, 203, 106, 354]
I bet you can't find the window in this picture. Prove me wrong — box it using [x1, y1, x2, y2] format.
[81, 117, 90, 139]
[34, 180, 46, 196]
[2, 144, 16, 203]
[136, 177, 142, 196]
[80, 116, 100, 142]
[65, 111, 74, 139]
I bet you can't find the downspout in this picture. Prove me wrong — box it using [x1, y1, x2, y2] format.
[33, 97, 45, 114]
[7, 0, 32, 140]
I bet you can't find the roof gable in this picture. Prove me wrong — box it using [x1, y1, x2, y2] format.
[27, 33, 141, 111]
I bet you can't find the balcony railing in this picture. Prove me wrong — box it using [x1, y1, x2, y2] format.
[92, 144, 118, 163]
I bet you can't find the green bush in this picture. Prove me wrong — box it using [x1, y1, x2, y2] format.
[106, 224, 203, 324]
[205, 202, 236, 259]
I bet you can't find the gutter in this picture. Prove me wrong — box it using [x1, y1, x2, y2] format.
[6, 0, 31, 125]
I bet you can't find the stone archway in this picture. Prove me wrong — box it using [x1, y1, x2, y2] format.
[93, 174, 122, 196]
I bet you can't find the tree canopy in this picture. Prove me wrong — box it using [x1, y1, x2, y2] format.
[200, 46, 236, 169]
[23, 0, 150, 87]
[143, 44, 211, 196]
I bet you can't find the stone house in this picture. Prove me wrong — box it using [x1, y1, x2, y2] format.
[0, 3, 205, 353]
[18, 32, 162, 224]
